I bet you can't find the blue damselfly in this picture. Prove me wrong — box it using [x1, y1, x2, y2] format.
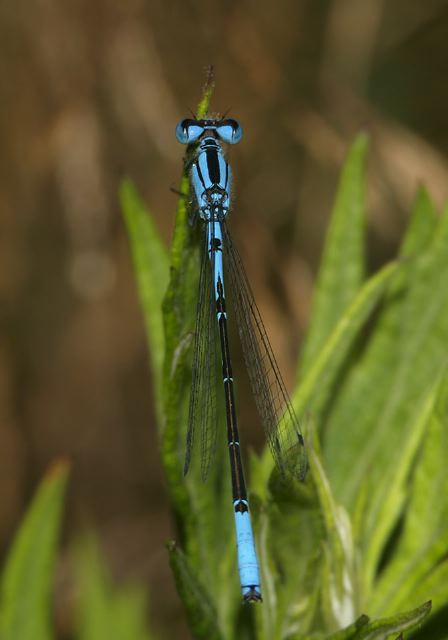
[176, 116, 307, 602]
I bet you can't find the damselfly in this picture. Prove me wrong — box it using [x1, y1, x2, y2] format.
[176, 116, 307, 603]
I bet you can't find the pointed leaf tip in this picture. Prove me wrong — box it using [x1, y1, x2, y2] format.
[0, 464, 69, 640]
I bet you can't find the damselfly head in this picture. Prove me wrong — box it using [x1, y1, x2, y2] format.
[175, 118, 242, 145]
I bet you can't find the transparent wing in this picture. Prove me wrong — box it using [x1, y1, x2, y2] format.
[222, 222, 307, 481]
[184, 226, 219, 481]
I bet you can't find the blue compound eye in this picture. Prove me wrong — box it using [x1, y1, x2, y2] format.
[175, 119, 204, 144]
[216, 119, 243, 144]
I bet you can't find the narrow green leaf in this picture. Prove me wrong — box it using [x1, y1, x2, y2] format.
[75, 536, 154, 640]
[398, 188, 436, 258]
[403, 563, 448, 616]
[365, 210, 448, 517]
[371, 374, 448, 616]
[293, 261, 399, 421]
[324, 205, 448, 515]
[325, 614, 370, 639]
[309, 442, 355, 631]
[167, 541, 223, 640]
[256, 432, 354, 639]
[247, 426, 322, 638]
[120, 179, 169, 426]
[253, 504, 280, 640]
[299, 134, 368, 378]
[196, 67, 215, 119]
[322, 188, 436, 506]
[361, 378, 441, 602]
[0, 462, 69, 640]
[353, 601, 431, 639]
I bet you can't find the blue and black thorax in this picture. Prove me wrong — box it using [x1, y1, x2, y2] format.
[175, 118, 242, 222]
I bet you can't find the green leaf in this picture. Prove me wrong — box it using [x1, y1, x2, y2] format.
[0, 461, 69, 640]
[352, 600, 431, 639]
[255, 486, 322, 640]
[323, 202, 448, 515]
[405, 564, 448, 617]
[325, 614, 370, 639]
[196, 67, 215, 119]
[282, 601, 430, 640]
[371, 374, 448, 616]
[361, 377, 441, 602]
[75, 536, 154, 640]
[299, 134, 368, 378]
[398, 188, 436, 258]
[167, 541, 223, 640]
[120, 179, 169, 426]
[254, 433, 354, 639]
[310, 441, 355, 632]
[293, 261, 400, 421]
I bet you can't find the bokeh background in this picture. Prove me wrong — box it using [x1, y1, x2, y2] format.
[1, 1, 448, 637]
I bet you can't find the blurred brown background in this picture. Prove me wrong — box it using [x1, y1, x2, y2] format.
[1, 0, 448, 637]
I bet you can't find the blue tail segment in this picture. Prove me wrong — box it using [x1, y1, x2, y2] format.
[177, 115, 307, 603]
[234, 500, 262, 602]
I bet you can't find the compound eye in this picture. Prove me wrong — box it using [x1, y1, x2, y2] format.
[175, 119, 204, 144]
[216, 119, 243, 144]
